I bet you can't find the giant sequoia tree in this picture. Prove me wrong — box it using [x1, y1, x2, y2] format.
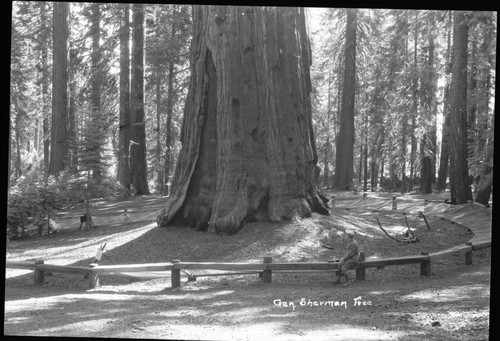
[157, 6, 328, 234]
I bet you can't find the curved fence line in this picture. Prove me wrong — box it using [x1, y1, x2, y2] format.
[7, 194, 491, 289]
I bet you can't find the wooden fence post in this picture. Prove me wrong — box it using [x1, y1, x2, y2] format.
[392, 196, 397, 210]
[356, 252, 366, 281]
[420, 252, 431, 276]
[34, 259, 44, 286]
[88, 263, 99, 289]
[465, 242, 473, 265]
[262, 257, 272, 283]
[171, 259, 181, 288]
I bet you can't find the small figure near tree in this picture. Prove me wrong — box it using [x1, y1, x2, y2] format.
[334, 230, 359, 286]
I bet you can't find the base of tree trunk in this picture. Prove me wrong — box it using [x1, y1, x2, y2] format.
[157, 6, 330, 234]
[474, 173, 492, 206]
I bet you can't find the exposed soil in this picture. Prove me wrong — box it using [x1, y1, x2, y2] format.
[4, 193, 491, 340]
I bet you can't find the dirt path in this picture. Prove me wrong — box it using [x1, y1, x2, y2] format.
[5, 201, 491, 340]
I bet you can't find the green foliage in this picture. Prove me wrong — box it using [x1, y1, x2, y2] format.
[7, 169, 65, 240]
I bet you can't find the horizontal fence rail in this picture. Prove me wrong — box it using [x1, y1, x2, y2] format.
[7, 194, 491, 290]
[7, 238, 491, 289]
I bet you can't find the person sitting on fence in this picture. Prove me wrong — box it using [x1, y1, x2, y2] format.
[334, 230, 359, 286]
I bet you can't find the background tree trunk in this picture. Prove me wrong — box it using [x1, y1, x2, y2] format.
[334, 9, 357, 189]
[68, 44, 78, 173]
[118, 4, 131, 195]
[40, 2, 50, 177]
[437, 12, 453, 191]
[164, 6, 178, 196]
[90, 3, 102, 179]
[420, 155, 433, 194]
[157, 6, 328, 234]
[49, 1, 69, 175]
[475, 111, 493, 205]
[449, 11, 471, 204]
[130, 4, 150, 195]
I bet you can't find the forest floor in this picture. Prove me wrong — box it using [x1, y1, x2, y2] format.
[4, 190, 491, 340]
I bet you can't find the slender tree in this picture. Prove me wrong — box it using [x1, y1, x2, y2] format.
[157, 6, 328, 234]
[420, 11, 437, 194]
[334, 9, 357, 189]
[409, 12, 419, 192]
[164, 6, 178, 196]
[90, 2, 102, 179]
[130, 4, 150, 195]
[39, 2, 51, 177]
[117, 3, 131, 195]
[49, 1, 69, 175]
[437, 12, 453, 191]
[449, 11, 471, 204]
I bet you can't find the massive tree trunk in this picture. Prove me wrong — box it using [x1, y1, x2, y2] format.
[449, 11, 471, 204]
[49, 1, 69, 175]
[117, 4, 131, 195]
[157, 6, 328, 235]
[334, 9, 357, 189]
[130, 4, 150, 195]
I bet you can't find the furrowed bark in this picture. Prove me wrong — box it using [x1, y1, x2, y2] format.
[157, 6, 328, 234]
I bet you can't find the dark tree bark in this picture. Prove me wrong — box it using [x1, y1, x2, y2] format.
[420, 156, 433, 194]
[117, 4, 131, 194]
[157, 6, 328, 234]
[334, 9, 357, 189]
[449, 12, 471, 204]
[370, 160, 377, 191]
[475, 110, 493, 205]
[49, 1, 69, 175]
[130, 4, 150, 195]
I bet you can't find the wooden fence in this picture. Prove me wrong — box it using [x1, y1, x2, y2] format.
[6, 238, 491, 289]
[6, 194, 491, 290]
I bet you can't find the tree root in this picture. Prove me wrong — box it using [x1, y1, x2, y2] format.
[375, 216, 419, 244]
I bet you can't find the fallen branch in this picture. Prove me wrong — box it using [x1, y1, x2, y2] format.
[376, 217, 419, 244]
[418, 211, 431, 231]
[375, 217, 400, 242]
